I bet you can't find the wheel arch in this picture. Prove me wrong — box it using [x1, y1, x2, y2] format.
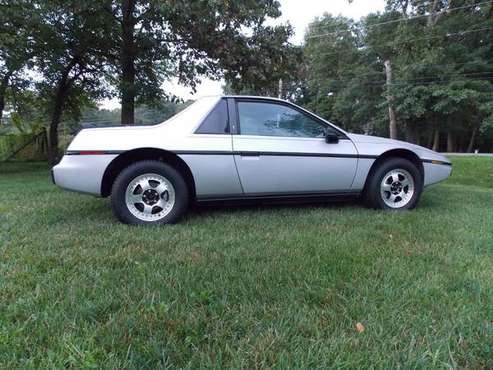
[100, 148, 196, 199]
[363, 149, 424, 192]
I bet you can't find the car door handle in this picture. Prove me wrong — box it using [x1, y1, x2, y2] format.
[239, 152, 260, 157]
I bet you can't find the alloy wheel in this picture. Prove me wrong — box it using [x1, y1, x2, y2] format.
[380, 168, 415, 208]
[125, 173, 176, 221]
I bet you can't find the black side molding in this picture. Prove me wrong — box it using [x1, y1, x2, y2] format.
[66, 150, 379, 159]
[65, 149, 451, 167]
[196, 191, 361, 204]
[421, 159, 453, 166]
[66, 150, 124, 155]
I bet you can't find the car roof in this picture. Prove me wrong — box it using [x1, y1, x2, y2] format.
[200, 94, 287, 103]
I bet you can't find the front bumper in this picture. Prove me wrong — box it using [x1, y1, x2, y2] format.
[423, 161, 453, 186]
[52, 154, 117, 196]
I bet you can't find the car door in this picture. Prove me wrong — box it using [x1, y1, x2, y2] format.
[180, 98, 243, 198]
[231, 98, 358, 195]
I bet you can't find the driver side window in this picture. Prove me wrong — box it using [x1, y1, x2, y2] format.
[237, 101, 332, 138]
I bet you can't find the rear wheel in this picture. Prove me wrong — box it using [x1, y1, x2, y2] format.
[365, 158, 423, 210]
[111, 161, 189, 225]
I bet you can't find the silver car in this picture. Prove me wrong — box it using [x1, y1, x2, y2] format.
[52, 96, 452, 225]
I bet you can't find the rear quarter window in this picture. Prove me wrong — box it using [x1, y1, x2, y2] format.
[195, 99, 229, 134]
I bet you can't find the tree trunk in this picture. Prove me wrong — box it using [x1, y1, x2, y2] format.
[0, 72, 12, 125]
[432, 130, 440, 151]
[405, 122, 417, 143]
[401, 0, 409, 15]
[48, 82, 69, 165]
[467, 127, 477, 153]
[121, 0, 136, 125]
[384, 60, 398, 139]
[427, 0, 441, 26]
[47, 59, 77, 165]
[446, 132, 455, 153]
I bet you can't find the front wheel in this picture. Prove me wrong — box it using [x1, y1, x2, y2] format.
[365, 158, 423, 210]
[111, 160, 189, 225]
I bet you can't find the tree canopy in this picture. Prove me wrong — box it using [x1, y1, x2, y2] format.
[103, 0, 295, 124]
[300, 0, 493, 152]
[1, 0, 493, 160]
[1, 0, 295, 163]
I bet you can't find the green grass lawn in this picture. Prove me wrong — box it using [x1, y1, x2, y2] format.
[1, 157, 492, 369]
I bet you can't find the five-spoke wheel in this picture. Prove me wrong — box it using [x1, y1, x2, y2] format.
[365, 158, 422, 210]
[125, 173, 176, 221]
[379, 168, 415, 208]
[111, 161, 188, 225]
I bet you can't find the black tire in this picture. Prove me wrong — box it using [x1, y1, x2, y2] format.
[364, 157, 423, 210]
[111, 160, 189, 225]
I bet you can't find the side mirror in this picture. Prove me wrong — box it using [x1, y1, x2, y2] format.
[325, 132, 339, 144]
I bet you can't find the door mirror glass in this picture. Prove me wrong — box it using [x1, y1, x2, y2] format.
[325, 132, 339, 144]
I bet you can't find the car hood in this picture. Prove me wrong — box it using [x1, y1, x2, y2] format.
[349, 133, 417, 146]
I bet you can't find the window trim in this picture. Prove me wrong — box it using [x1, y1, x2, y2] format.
[233, 98, 349, 139]
[227, 98, 238, 134]
[194, 98, 230, 135]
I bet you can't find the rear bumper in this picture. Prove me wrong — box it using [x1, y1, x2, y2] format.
[52, 154, 117, 196]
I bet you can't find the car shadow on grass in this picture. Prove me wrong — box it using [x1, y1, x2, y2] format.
[187, 197, 364, 218]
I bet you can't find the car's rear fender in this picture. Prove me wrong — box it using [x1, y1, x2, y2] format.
[53, 153, 117, 196]
[100, 148, 196, 199]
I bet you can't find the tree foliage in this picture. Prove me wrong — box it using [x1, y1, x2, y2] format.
[28, 0, 114, 163]
[1, 0, 493, 159]
[104, 0, 295, 124]
[300, 0, 493, 152]
[0, 0, 34, 124]
[1, 0, 294, 162]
